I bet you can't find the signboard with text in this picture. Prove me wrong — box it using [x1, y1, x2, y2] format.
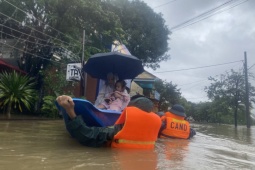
[66, 63, 81, 81]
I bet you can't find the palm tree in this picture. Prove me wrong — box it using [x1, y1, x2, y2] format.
[0, 71, 37, 118]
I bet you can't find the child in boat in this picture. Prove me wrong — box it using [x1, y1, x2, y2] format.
[97, 80, 130, 111]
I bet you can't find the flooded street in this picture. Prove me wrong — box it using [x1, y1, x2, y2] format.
[0, 120, 254, 170]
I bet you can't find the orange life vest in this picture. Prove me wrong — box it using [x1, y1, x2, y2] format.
[111, 107, 161, 149]
[160, 112, 190, 139]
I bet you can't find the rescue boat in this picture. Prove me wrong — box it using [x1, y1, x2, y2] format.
[56, 98, 121, 127]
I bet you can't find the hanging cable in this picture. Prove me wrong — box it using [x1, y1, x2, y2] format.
[154, 60, 243, 73]
[0, 11, 80, 49]
[248, 63, 255, 70]
[0, 40, 63, 64]
[2, 0, 82, 45]
[170, 0, 248, 31]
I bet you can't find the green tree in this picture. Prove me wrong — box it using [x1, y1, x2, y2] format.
[106, 0, 170, 69]
[0, 71, 37, 118]
[179, 97, 197, 119]
[41, 95, 59, 118]
[205, 69, 255, 125]
[1, 0, 170, 69]
[154, 79, 181, 112]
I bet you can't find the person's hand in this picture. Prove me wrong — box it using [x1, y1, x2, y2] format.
[56, 95, 76, 119]
[113, 91, 122, 99]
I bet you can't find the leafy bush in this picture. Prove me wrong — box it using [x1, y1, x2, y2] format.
[0, 71, 37, 118]
[41, 95, 60, 118]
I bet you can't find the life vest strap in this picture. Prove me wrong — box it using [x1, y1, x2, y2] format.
[172, 118, 186, 123]
[115, 139, 155, 145]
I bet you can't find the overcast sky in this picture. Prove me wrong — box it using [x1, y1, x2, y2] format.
[142, 0, 255, 104]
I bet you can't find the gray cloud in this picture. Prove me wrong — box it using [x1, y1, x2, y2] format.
[143, 0, 255, 103]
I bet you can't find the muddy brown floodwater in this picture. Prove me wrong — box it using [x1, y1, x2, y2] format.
[0, 120, 254, 170]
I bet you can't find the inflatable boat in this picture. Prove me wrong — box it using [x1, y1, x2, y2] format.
[56, 98, 121, 127]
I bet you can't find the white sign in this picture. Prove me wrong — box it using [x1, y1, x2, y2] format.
[66, 63, 81, 81]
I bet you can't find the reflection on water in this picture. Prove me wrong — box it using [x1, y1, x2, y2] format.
[0, 121, 255, 170]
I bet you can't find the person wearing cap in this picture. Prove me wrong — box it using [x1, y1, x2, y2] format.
[159, 104, 196, 139]
[56, 94, 161, 148]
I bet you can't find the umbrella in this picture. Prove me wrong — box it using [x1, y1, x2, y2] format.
[83, 51, 144, 80]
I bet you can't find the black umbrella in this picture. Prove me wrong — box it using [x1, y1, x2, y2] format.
[83, 51, 144, 80]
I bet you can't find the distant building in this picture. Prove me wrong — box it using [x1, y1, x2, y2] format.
[0, 38, 25, 73]
[131, 71, 161, 112]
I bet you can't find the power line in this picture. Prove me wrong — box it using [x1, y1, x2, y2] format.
[0, 24, 57, 46]
[171, 0, 238, 30]
[170, 0, 248, 31]
[179, 61, 244, 87]
[154, 60, 243, 73]
[0, 11, 80, 48]
[0, 40, 62, 64]
[0, 29, 80, 60]
[248, 63, 255, 70]
[2, 0, 81, 45]
[174, 0, 248, 32]
[153, 0, 178, 9]
[0, 30, 51, 48]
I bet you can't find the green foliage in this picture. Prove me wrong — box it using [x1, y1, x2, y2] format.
[0, 71, 37, 117]
[1, 0, 170, 70]
[41, 95, 59, 118]
[183, 69, 255, 125]
[40, 63, 78, 96]
[1, 0, 171, 115]
[106, 0, 170, 69]
[154, 79, 181, 112]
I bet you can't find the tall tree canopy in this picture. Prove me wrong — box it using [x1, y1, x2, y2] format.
[0, 0, 170, 70]
[105, 0, 170, 69]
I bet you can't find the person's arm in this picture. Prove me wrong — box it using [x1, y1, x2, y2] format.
[117, 91, 130, 110]
[66, 115, 117, 147]
[157, 116, 166, 137]
[188, 128, 196, 139]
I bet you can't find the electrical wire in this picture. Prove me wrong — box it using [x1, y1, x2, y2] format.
[154, 60, 243, 73]
[0, 40, 62, 63]
[2, 0, 82, 45]
[0, 11, 80, 48]
[171, 0, 238, 30]
[248, 63, 255, 70]
[153, 0, 178, 9]
[0, 29, 80, 60]
[171, 0, 248, 31]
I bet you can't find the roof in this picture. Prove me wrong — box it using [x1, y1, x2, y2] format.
[135, 70, 159, 79]
[0, 59, 26, 74]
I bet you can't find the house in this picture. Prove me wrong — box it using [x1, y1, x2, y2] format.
[131, 71, 161, 112]
[0, 39, 26, 74]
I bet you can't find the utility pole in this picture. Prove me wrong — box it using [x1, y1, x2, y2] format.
[244, 51, 250, 128]
[80, 30, 86, 97]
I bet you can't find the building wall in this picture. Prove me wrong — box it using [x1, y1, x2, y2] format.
[130, 82, 143, 97]
[85, 74, 98, 103]
[130, 71, 160, 113]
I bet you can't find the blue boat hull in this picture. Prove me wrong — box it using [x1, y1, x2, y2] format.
[56, 98, 121, 128]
